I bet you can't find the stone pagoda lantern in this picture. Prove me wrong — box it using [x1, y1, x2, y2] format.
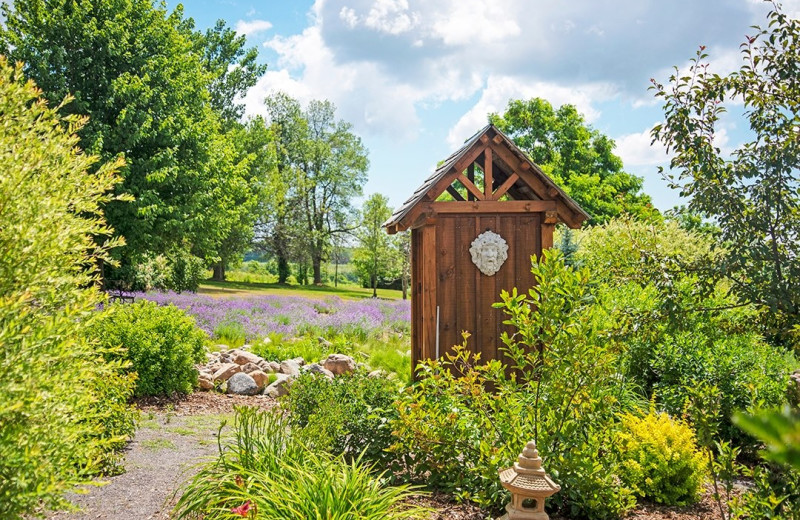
[498, 441, 561, 520]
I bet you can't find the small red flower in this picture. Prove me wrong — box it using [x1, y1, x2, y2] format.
[231, 500, 252, 517]
[699, 45, 706, 51]
[747, 35, 757, 44]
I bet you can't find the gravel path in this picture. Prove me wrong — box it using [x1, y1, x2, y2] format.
[48, 394, 275, 520]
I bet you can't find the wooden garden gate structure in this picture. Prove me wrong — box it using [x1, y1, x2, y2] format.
[384, 124, 589, 372]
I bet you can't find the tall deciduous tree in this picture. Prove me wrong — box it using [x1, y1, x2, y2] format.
[490, 98, 656, 223]
[0, 0, 256, 283]
[354, 193, 395, 297]
[264, 93, 369, 285]
[651, 3, 800, 341]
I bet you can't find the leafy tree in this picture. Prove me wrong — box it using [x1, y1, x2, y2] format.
[354, 194, 395, 297]
[188, 19, 266, 125]
[490, 98, 656, 223]
[651, 3, 800, 342]
[263, 94, 308, 283]
[0, 0, 256, 283]
[0, 59, 134, 518]
[264, 93, 369, 285]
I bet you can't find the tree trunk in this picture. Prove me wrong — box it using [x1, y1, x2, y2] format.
[212, 261, 226, 281]
[372, 274, 377, 298]
[401, 272, 408, 300]
[313, 254, 323, 285]
[277, 254, 290, 284]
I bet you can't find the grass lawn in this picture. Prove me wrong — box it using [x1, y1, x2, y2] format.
[198, 279, 405, 301]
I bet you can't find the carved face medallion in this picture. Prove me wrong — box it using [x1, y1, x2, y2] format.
[469, 230, 508, 276]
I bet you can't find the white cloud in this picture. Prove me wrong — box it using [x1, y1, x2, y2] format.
[234, 19, 273, 37]
[615, 126, 668, 167]
[242, 0, 777, 143]
[447, 76, 616, 147]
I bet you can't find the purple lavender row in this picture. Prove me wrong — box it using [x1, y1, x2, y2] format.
[131, 291, 411, 341]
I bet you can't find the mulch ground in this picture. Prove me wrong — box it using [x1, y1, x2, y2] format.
[134, 391, 277, 415]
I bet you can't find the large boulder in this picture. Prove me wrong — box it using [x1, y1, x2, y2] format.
[198, 372, 214, 391]
[227, 372, 260, 396]
[231, 349, 264, 366]
[249, 370, 270, 390]
[303, 363, 334, 380]
[213, 363, 241, 383]
[280, 359, 302, 377]
[263, 373, 293, 398]
[321, 354, 356, 376]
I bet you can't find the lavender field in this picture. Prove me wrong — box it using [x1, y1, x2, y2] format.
[136, 291, 411, 342]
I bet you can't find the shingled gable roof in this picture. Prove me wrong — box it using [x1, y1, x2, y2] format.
[383, 124, 590, 233]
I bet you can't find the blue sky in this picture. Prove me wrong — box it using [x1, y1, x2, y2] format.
[175, 0, 797, 212]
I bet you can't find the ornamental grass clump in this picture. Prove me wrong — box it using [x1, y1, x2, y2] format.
[173, 406, 427, 520]
[616, 411, 707, 506]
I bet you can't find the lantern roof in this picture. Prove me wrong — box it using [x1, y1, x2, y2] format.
[499, 441, 561, 497]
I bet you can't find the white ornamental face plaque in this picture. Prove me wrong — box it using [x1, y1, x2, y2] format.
[469, 230, 509, 276]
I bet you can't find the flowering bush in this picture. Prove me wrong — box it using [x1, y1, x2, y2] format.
[616, 411, 707, 505]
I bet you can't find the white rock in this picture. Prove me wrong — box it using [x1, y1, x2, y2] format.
[280, 359, 302, 377]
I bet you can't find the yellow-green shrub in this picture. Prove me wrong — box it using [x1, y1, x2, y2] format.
[0, 58, 133, 519]
[616, 411, 706, 505]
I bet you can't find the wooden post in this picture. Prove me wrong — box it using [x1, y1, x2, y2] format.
[542, 211, 558, 251]
[484, 148, 493, 199]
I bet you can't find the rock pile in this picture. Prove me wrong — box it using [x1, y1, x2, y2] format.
[197, 347, 358, 397]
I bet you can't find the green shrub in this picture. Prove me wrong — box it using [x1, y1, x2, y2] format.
[173, 406, 426, 520]
[648, 331, 794, 443]
[0, 58, 132, 518]
[90, 301, 208, 396]
[616, 411, 706, 505]
[78, 355, 139, 475]
[391, 251, 638, 517]
[129, 249, 206, 292]
[285, 371, 400, 466]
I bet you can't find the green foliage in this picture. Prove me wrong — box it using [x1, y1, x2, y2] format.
[616, 411, 707, 505]
[264, 93, 369, 284]
[173, 407, 427, 520]
[0, 59, 134, 518]
[651, 4, 800, 341]
[490, 98, 656, 223]
[90, 301, 207, 396]
[575, 218, 795, 443]
[391, 251, 637, 517]
[214, 321, 247, 348]
[354, 193, 397, 297]
[0, 0, 261, 278]
[734, 407, 800, 471]
[130, 249, 206, 292]
[285, 371, 400, 466]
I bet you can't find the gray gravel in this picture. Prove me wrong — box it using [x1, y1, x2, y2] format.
[48, 412, 231, 520]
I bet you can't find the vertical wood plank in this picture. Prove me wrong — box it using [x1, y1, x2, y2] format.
[411, 228, 421, 379]
[437, 217, 457, 358]
[421, 225, 437, 362]
[484, 148, 493, 199]
[494, 216, 516, 362]
[455, 216, 476, 354]
[476, 216, 497, 363]
[541, 223, 555, 251]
